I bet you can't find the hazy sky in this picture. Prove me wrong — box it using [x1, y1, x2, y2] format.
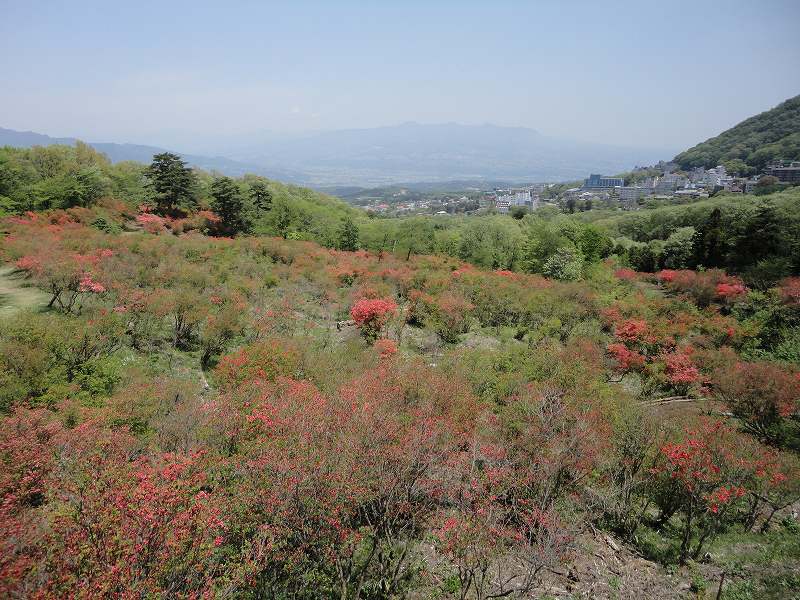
[2, 0, 799, 152]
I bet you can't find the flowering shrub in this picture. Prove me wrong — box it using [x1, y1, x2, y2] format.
[136, 212, 167, 234]
[652, 420, 758, 562]
[614, 267, 638, 281]
[614, 318, 647, 342]
[418, 291, 474, 343]
[778, 277, 800, 307]
[662, 350, 700, 390]
[78, 273, 106, 293]
[712, 361, 800, 441]
[350, 297, 397, 342]
[214, 339, 301, 391]
[655, 269, 748, 307]
[607, 342, 646, 371]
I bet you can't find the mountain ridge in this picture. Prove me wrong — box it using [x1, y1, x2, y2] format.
[0, 127, 309, 183]
[674, 94, 800, 173]
[1, 123, 672, 187]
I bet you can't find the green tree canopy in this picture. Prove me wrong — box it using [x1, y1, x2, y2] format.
[337, 216, 360, 251]
[210, 176, 252, 236]
[144, 152, 197, 216]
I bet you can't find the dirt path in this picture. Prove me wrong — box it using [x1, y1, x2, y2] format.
[0, 265, 49, 316]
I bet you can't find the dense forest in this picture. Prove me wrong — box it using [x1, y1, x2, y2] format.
[674, 95, 800, 174]
[0, 139, 799, 598]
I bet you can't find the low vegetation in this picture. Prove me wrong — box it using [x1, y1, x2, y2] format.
[0, 193, 798, 597]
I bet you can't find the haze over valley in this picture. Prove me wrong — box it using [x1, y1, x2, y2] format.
[1, 122, 673, 187]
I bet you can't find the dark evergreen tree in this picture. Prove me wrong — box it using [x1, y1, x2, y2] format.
[337, 216, 360, 251]
[691, 207, 726, 268]
[144, 152, 197, 216]
[210, 176, 251, 236]
[249, 180, 272, 212]
[732, 201, 783, 270]
[628, 244, 658, 273]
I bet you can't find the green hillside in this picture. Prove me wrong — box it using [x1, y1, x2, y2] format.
[0, 143, 357, 244]
[674, 95, 800, 174]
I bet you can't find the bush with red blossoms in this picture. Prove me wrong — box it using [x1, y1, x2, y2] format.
[614, 267, 638, 281]
[607, 342, 646, 372]
[350, 296, 397, 342]
[778, 276, 800, 307]
[614, 318, 648, 342]
[373, 337, 398, 358]
[651, 419, 762, 563]
[654, 269, 748, 307]
[712, 360, 800, 442]
[661, 349, 700, 391]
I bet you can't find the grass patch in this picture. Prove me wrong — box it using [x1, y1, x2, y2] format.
[0, 266, 50, 316]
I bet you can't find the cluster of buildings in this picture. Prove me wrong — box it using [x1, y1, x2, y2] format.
[493, 189, 541, 214]
[560, 159, 800, 211]
[488, 184, 560, 214]
[765, 161, 800, 184]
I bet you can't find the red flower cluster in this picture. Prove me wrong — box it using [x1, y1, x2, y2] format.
[705, 485, 746, 514]
[614, 318, 647, 342]
[607, 343, 646, 371]
[613, 268, 638, 281]
[374, 338, 398, 358]
[78, 274, 106, 294]
[655, 269, 748, 305]
[778, 277, 800, 307]
[716, 282, 747, 299]
[350, 298, 397, 329]
[663, 350, 700, 385]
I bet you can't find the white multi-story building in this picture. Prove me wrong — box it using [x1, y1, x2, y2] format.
[496, 189, 536, 213]
[703, 165, 727, 188]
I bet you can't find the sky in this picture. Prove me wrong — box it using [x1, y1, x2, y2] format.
[1, 0, 799, 153]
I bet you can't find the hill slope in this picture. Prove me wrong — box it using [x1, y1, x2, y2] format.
[674, 95, 800, 173]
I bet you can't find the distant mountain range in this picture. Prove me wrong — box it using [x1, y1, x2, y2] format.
[1, 123, 672, 187]
[0, 127, 308, 183]
[225, 122, 671, 185]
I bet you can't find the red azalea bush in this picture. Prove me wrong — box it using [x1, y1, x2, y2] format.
[374, 337, 398, 358]
[712, 361, 800, 441]
[662, 349, 700, 390]
[214, 339, 301, 391]
[613, 318, 647, 342]
[613, 267, 638, 281]
[607, 342, 646, 372]
[655, 269, 748, 307]
[350, 297, 397, 342]
[651, 419, 759, 562]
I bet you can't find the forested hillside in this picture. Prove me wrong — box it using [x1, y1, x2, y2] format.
[674, 95, 800, 174]
[0, 143, 356, 245]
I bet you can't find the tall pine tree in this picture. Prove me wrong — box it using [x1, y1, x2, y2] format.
[144, 152, 197, 216]
[210, 176, 252, 236]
